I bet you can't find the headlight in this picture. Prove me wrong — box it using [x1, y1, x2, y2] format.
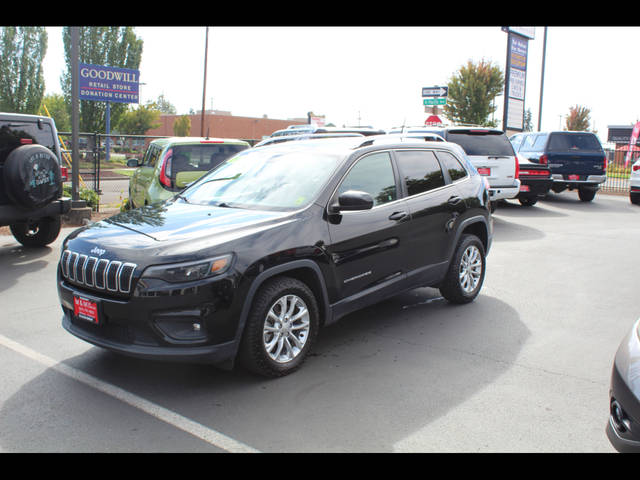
[141, 254, 233, 283]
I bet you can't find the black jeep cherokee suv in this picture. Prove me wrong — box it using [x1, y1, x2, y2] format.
[57, 136, 492, 377]
[1, 112, 71, 246]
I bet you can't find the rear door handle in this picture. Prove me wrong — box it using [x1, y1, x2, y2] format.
[388, 211, 408, 221]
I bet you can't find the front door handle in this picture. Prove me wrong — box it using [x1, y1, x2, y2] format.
[388, 211, 408, 221]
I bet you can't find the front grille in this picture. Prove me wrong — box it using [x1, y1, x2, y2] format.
[60, 250, 137, 295]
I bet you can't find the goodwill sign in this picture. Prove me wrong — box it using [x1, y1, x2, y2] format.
[79, 63, 139, 104]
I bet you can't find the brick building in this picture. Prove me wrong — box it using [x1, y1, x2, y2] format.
[146, 111, 308, 144]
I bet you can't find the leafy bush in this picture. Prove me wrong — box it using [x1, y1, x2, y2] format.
[63, 185, 100, 211]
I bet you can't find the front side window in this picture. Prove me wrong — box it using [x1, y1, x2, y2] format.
[337, 151, 397, 207]
[395, 150, 445, 196]
[181, 145, 344, 211]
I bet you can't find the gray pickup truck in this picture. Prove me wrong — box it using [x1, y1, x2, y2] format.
[510, 130, 607, 202]
[0, 112, 71, 246]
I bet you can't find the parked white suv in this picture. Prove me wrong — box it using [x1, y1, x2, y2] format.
[389, 126, 520, 210]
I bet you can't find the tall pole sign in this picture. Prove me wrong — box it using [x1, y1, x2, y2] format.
[502, 27, 534, 133]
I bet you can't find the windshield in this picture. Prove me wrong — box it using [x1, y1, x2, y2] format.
[547, 132, 603, 152]
[447, 130, 515, 156]
[180, 145, 344, 211]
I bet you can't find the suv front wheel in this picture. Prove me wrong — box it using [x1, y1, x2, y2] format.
[439, 234, 486, 304]
[239, 276, 320, 377]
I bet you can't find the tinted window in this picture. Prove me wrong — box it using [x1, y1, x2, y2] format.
[547, 132, 602, 152]
[170, 144, 247, 177]
[395, 150, 445, 196]
[446, 130, 515, 156]
[338, 152, 396, 206]
[436, 151, 467, 181]
[0, 121, 57, 164]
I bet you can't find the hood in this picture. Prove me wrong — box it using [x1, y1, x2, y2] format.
[63, 200, 297, 263]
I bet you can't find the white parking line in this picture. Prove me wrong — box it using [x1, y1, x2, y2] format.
[0, 334, 260, 453]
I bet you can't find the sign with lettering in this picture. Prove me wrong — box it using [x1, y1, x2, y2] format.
[79, 63, 140, 104]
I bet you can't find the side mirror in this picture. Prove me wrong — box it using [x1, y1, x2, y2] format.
[126, 158, 140, 167]
[329, 190, 374, 214]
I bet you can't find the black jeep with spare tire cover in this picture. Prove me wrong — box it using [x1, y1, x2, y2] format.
[0, 112, 71, 247]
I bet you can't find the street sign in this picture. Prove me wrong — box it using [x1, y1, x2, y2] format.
[422, 86, 448, 97]
[79, 63, 140, 104]
[423, 98, 447, 106]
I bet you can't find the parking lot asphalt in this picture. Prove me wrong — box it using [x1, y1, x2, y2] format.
[0, 191, 637, 452]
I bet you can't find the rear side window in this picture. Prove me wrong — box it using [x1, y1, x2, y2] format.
[395, 150, 445, 196]
[436, 151, 467, 181]
[547, 133, 602, 152]
[446, 130, 515, 156]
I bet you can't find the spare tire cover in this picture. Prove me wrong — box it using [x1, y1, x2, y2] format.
[3, 144, 61, 209]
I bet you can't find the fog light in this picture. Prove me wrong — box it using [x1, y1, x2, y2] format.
[153, 315, 208, 343]
[611, 400, 632, 432]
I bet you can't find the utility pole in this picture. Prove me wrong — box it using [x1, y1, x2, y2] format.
[537, 27, 548, 131]
[71, 27, 79, 202]
[200, 27, 209, 136]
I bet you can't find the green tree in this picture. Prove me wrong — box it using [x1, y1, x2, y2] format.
[524, 108, 533, 132]
[565, 105, 591, 131]
[39, 93, 71, 131]
[444, 59, 504, 127]
[117, 101, 161, 135]
[0, 27, 48, 114]
[173, 115, 191, 136]
[61, 27, 143, 133]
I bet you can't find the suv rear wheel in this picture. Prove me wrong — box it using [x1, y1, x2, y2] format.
[239, 276, 319, 377]
[578, 187, 596, 202]
[439, 234, 486, 304]
[10, 216, 61, 247]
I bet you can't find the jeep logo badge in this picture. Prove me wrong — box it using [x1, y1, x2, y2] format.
[90, 247, 106, 256]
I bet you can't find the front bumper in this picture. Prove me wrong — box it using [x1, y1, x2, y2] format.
[607, 319, 640, 452]
[57, 270, 244, 366]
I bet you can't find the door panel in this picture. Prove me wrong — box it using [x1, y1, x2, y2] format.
[326, 151, 412, 302]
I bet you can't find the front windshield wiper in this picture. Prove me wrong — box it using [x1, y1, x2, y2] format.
[175, 194, 189, 203]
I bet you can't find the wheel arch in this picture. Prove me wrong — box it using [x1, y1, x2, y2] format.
[231, 260, 331, 358]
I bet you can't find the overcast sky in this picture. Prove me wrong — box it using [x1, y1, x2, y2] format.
[42, 26, 640, 143]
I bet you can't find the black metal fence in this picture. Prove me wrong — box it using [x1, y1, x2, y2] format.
[601, 147, 634, 195]
[58, 132, 168, 212]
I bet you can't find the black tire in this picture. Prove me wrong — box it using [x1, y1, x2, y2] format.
[489, 201, 496, 213]
[630, 192, 640, 205]
[238, 276, 320, 377]
[439, 234, 486, 304]
[519, 196, 537, 207]
[10, 216, 62, 247]
[578, 188, 596, 202]
[3, 144, 61, 209]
